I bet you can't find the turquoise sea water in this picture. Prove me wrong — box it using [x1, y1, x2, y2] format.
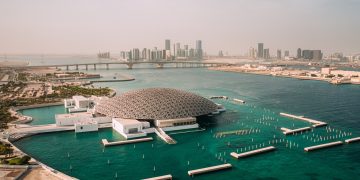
[19, 105, 66, 125]
[13, 62, 360, 179]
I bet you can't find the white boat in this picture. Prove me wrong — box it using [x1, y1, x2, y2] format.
[233, 98, 245, 103]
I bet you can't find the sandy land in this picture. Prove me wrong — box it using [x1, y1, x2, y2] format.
[21, 167, 62, 180]
[0, 61, 29, 67]
[22, 67, 59, 74]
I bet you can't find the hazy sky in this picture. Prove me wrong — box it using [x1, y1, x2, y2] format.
[1, 0, 359, 55]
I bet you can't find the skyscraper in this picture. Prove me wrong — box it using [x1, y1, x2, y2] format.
[184, 45, 189, 58]
[165, 39, 171, 51]
[264, 49, 270, 59]
[297, 48, 302, 59]
[196, 40, 203, 59]
[277, 50, 282, 60]
[257, 43, 264, 58]
[249, 47, 256, 59]
[302, 50, 312, 60]
[312, 50, 323, 60]
[141, 48, 147, 60]
[132, 48, 140, 61]
[176, 43, 181, 57]
[218, 50, 224, 57]
[284, 50, 289, 57]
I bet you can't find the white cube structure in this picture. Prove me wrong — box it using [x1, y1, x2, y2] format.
[112, 118, 147, 139]
[55, 112, 93, 126]
[75, 120, 99, 133]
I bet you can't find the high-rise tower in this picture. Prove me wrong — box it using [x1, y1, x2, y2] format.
[165, 39, 171, 51]
[196, 40, 203, 59]
[257, 43, 264, 58]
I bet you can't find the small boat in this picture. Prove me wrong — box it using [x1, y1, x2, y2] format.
[210, 96, 228, 100]
[233, 98, 245, 104]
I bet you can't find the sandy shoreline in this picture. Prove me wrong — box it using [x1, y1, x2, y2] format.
[208, 66, 333, 84]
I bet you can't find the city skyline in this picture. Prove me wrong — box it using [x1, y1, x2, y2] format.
[0, 0, 359, 55]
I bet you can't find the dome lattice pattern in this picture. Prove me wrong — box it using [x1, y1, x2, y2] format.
[95, 88, 218, 120]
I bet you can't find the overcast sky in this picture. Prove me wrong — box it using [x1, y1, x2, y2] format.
[0, 0, 359, 55]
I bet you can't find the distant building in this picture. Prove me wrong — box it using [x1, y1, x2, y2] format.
[249, 47, 256, 59]
[147, 49, 151, 60]
[120, 51, 126, 60]
[218, 50, 224, 57]
[302, 50, 312, 60]
[165, 39, 171, 51]
[257, 43, 264, 58]
[196, 40, 203, 59]
[302, 50, 322, 60]
[312, 50, 322, 60]
[132, 48, 140, 61]
[264, 49, 270, 59]
[277, 49, 282, 60]
[284, 50, 290, 57]
[329, 52, 344, 61]
[141, 48, 147, 60]
[176, 43, 181, 57]
[189, 48, 195, 58]
[126, 51, 132, 61]
[97, 52, 110, 59]
[184, 45, 189, 57]
[297, 48, 302, 59]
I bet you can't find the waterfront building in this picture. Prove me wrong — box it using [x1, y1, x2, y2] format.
[284, 50, 290, 57]
[147, 49, 151, 60]
[196, 40, 203, 59]
[112, 118, 149, 138]
[132, 48, 140, 61]
[312, 50, 323, 60]
[165, 39, 171, 51]
[189, 48, 195, 58]
[96, 88, 222, 138]
[97, 52, 110, 59]
[141, 48, 147, 60]
[64, 96, 96, 113]
[184, 45, 189, 57]
[249, 47, 257, 59]
[297, 48, 302, 59]
[302, 50, 312, 60]
[120, 51, 126, 60]
[219, 50, 224, 57]
[165, 50, 171, 60]
[277, 49, 282, 60]
[126, 51, 132, 61]
[176, 43, 181, 57]
[263, 48, 270, 59]
[257, 43, 264, 58]
[302, 50, 323, 60]
[95, 88, 219, 120]
[56, 88, 224, 138]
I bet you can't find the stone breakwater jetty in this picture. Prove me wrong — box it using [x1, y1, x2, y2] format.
[187, 163, 232, 176]
[345, 137, 360, 143]
[230, 146, 276, 159]
[304, 141, 343, 152]
[101, 137, 153, 147]
[143, 174, 172, 180]
[280, 113, 327, 127]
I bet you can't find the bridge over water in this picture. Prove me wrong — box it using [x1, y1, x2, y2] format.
[27, 61, 230, 70]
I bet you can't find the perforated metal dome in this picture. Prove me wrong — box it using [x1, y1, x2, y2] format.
[95, 88, 218, 120]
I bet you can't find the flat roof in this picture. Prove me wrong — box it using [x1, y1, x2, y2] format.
[113, 118, 142, 126]
[73, 96, 88, 101]
[56, 112, 93, 119]
[75, 119, 98, 125]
